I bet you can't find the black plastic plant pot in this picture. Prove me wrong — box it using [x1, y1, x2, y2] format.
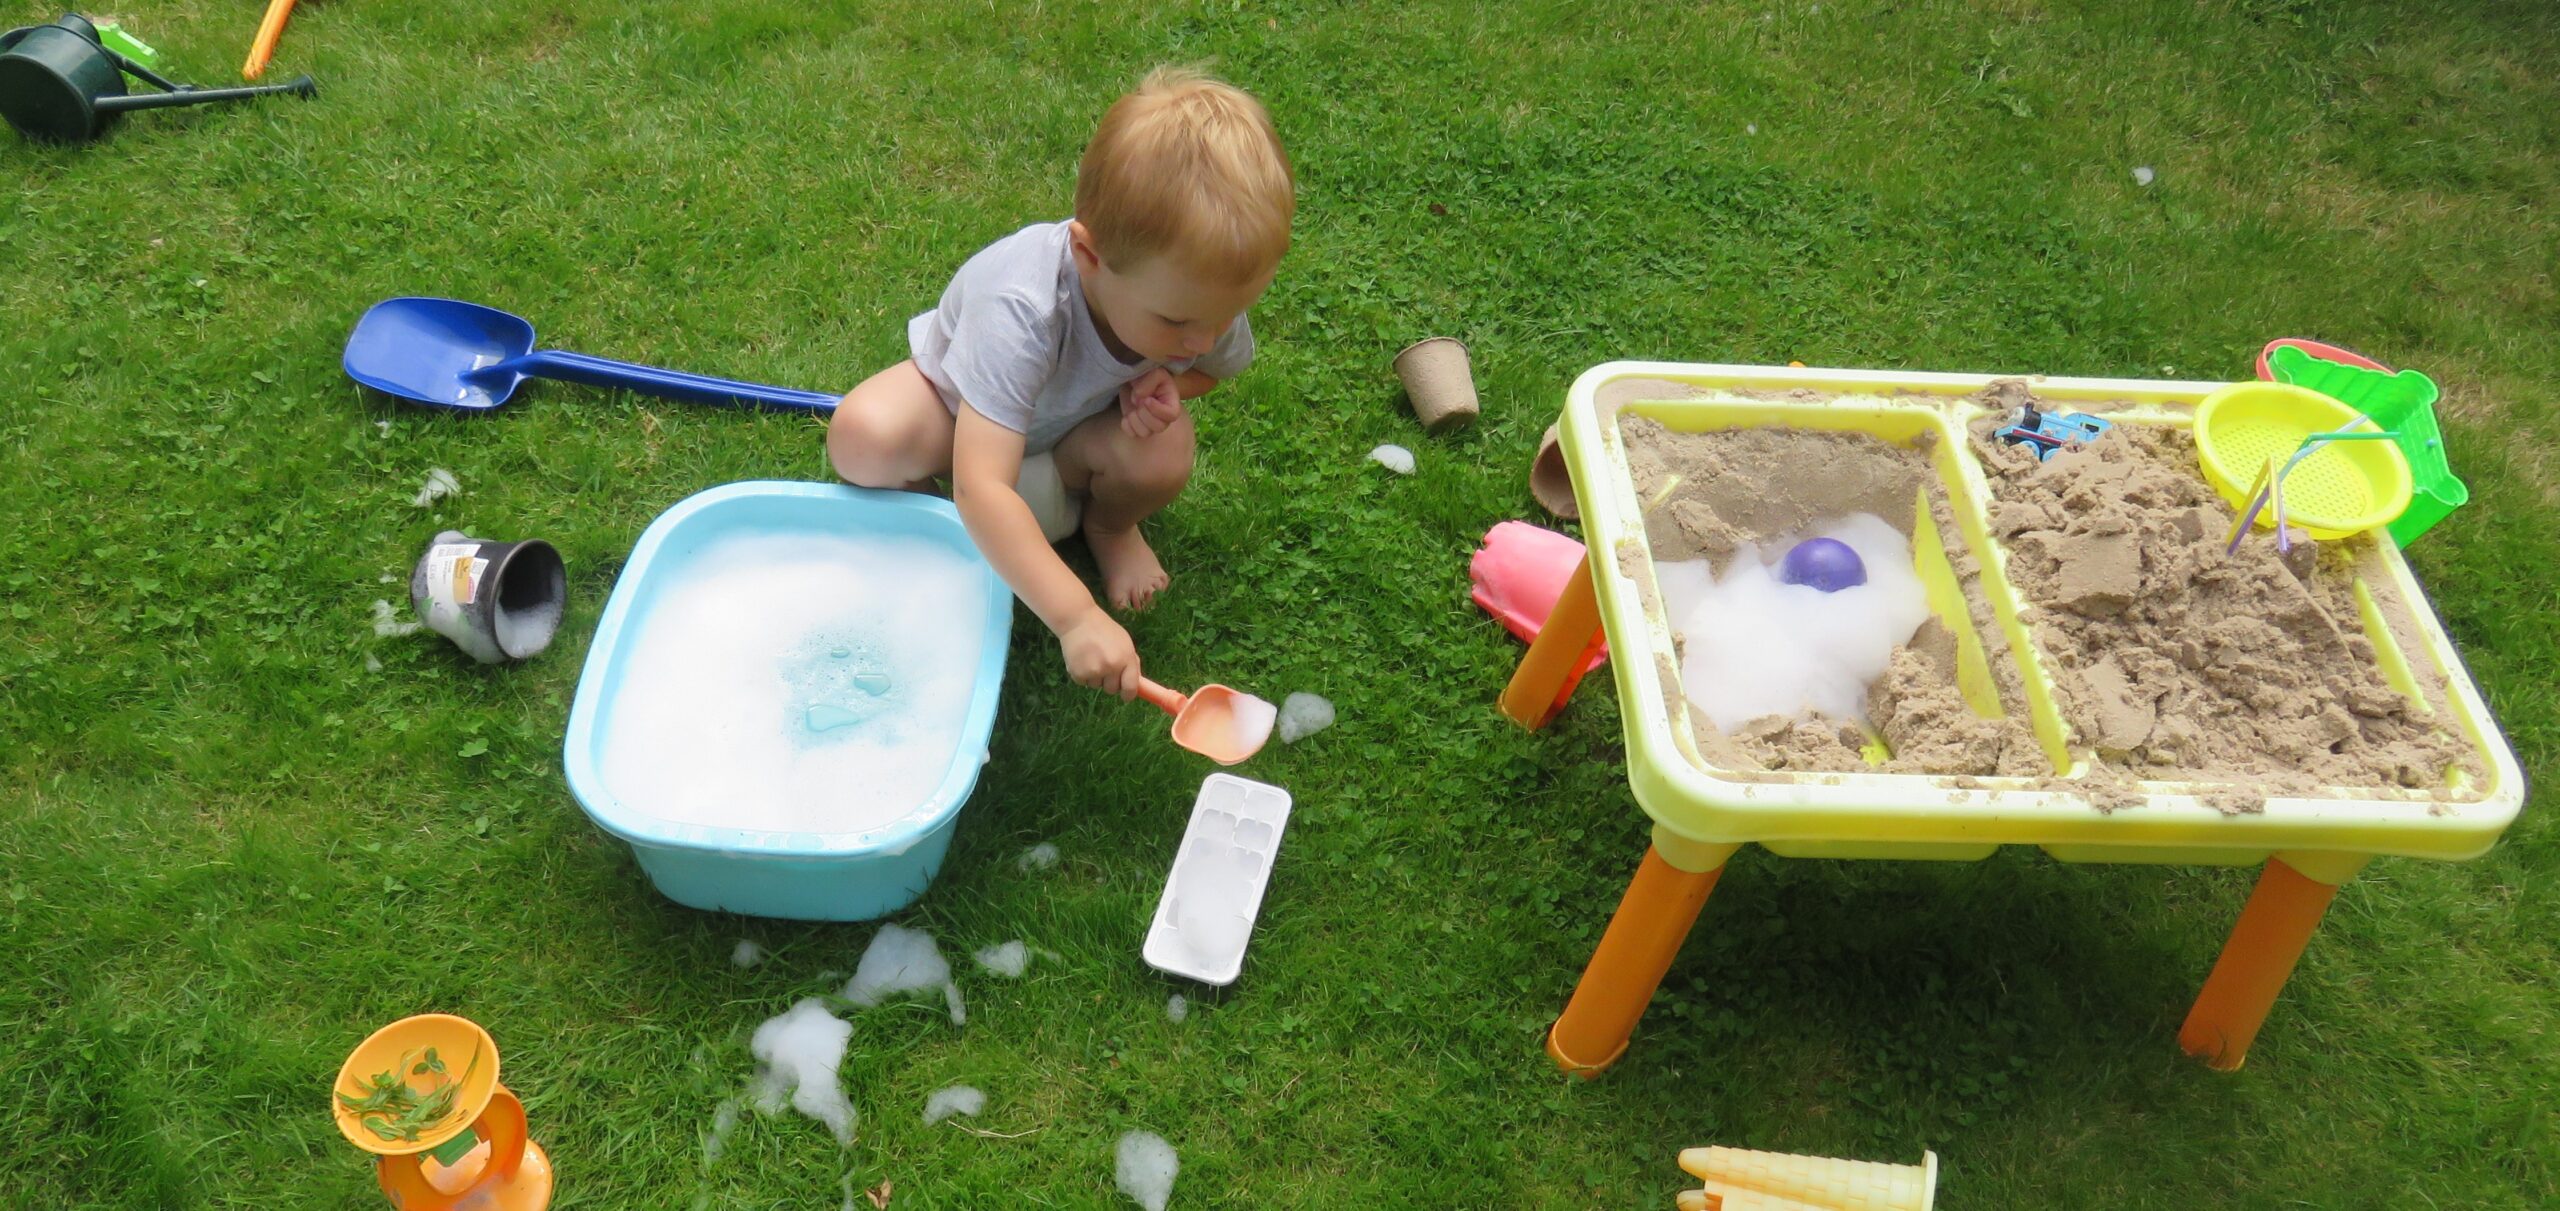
[409, 532, 568, 665]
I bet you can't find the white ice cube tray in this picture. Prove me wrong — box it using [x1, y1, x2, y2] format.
[1143, 773, 1292, 986]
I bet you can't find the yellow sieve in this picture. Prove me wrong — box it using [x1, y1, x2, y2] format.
[2194, 382, 2413, 539]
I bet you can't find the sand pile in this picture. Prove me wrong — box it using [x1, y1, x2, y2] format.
[1969, 387, 2470, 801]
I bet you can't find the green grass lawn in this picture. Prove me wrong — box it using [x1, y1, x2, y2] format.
[6, 0, 2558, 1206]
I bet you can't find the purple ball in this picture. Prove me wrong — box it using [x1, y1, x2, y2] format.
[1779, 537, 1866, 592]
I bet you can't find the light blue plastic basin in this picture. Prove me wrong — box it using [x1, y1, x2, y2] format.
[562, 481, 1012, 920]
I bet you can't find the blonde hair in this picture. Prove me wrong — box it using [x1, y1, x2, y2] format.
[1076, 67, 1294, 282]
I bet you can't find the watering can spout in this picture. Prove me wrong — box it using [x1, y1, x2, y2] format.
[91, 73, 315, 113]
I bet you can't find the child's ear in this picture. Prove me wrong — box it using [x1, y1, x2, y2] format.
[1066, 221, 1106, 276]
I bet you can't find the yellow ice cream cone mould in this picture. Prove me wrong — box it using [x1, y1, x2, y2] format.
[332, 1014, 554, 1211]
[1676, 1145, 1937, 1211]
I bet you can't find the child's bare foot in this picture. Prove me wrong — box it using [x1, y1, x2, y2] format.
[1087, 524, 1169, 610]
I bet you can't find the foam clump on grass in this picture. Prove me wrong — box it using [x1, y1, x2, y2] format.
[974, 940, 1029, 978]
[732, 940, 765, 968]
[1277, 692, 1334, 743]
[410, 467, 460, 507]
[1369, 444, 1415, 474]
[1116, 1131, 1180, 1211]
[747, 998, 855, 1145]
[702, 1098, 740, 1166]
[923, 1084, 986, 1125]
[370, 599, 421, 638]
[1165, 993, 1188, 1023]
[844, 923, 964, 1025]
[1016, 842, 1059, 872]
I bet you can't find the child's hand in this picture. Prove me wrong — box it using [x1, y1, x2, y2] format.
[1060, 610, 1142, 700]
[1118, 369, 1185, 440]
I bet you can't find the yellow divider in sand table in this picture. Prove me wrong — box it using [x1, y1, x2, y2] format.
[1909, 484, 2002, 719]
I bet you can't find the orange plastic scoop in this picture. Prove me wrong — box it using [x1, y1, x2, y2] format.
[1137, 679, 1276, 765]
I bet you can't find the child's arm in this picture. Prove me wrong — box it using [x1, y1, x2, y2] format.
[950, 405, 1141, 699]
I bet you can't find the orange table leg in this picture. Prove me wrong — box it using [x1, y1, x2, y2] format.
[2178, 855, 2364, 1071]
[1498, 551, 1602, 730]
[1549, 837, 1737, 1077]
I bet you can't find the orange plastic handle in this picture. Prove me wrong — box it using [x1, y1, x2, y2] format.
[1135, 678, 1188, 717]
[373, 1086, 530, 1211]
[242, 0, 298, 80]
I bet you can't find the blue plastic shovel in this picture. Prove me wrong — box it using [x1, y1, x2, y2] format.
[343, 297, 841, 413]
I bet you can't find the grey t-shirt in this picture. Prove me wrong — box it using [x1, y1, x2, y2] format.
[908, 221, 1254, 454]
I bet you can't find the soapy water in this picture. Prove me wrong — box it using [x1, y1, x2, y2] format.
[1656, 512, 1931, 734]
[596, 532, 988, 835]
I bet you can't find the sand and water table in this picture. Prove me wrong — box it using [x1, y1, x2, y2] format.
[1503, 361, 2525, 1076]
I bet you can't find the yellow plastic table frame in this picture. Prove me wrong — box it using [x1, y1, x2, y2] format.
[1501, 361, 2526, 1077]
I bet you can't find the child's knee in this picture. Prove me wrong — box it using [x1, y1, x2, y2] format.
[826, 403, 895, 486]
[1120, 413, 1195, 495]
[828, 395, 937, 487]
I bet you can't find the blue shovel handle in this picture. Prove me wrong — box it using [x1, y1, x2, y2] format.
[495, 349, 843, 413]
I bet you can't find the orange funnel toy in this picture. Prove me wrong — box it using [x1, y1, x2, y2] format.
[1137, 679, 1274, 765]
[333, 1014, 553, 1211]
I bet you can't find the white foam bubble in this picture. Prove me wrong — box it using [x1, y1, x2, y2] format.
[1016, 842, 1060, 872]
[1165, 993, 1189, 1023]
[1658, 512, 1932, 734]
[1276, 692, 1334, 743]
[731, 940, 765, 969]
[974, 940, 1029, 978]
[746, 998, 855, 1145]
[1115, 1131, 1180, 1211]
[595, 531, 989, 835]
[1218, 693, 1277, 756]
[923, 1084, 986, 1125]
[843, 923, 964, 1025]
[1368, 444, 1415, 474]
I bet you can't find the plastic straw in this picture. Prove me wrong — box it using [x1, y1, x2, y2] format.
[2227, 427, 2401, 555]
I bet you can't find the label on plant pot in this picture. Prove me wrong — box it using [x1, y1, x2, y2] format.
[422, 543, 486, 620]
